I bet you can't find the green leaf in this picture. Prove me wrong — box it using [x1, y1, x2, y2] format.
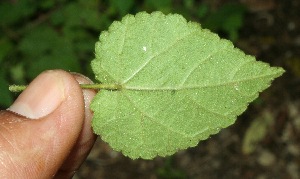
[91, 12, 284, 159]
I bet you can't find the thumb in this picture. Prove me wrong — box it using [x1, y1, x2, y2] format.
[0, 70, 86, 178]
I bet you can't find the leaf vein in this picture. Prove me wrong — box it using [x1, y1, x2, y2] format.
[118, 20, 128, 55]
[124, 73, 277, 91]
[98, 63, 118, 82]
[230, 60, 254, 80]
[179, 46, 228, 86]
[122, 93, 190, 138]
[122, 29, 198, 84]
[187, 96, 227, 119]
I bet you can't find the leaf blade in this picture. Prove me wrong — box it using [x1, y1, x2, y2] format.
[91, 11, 284, 159]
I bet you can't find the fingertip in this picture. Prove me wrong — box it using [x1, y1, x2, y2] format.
[8, 70, 66, 119]
[0, 70, 86, 178]
[55, 73, 97, 177]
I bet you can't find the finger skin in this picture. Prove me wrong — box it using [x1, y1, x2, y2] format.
[55, 73, 97, 178]
[0, 70, 96, 179]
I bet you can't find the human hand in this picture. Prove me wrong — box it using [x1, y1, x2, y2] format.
[0, 70, 97, 178]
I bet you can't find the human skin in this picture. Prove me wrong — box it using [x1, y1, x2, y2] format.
[0, 70, 97, 178]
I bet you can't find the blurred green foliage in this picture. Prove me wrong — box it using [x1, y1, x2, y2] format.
[0, 0, 247, 108]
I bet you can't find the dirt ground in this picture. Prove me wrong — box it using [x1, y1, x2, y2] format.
[75, 1, 300, 178]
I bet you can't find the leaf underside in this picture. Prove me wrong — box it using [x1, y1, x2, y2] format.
[91, 11, 284, 159]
